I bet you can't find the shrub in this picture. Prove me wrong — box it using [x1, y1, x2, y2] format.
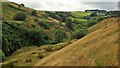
[45, 46, 53, 52]
[25, 59, 32, 63]
[37, 21, 50, 29]
[20, 4, 25, 7]
[90, 12, 97, 17]
[87, 18, 98, 27]
[34, 18, 39, 22]
[65, 18, 73, 30]
[72, 29, 89, 39]
[0, 50, 5, 60]
[23, 28, 45, 46]
[74, 24, 86, 31]
[31, 10, 37, 16]
[37, 53, 44, 59]
[54, 29, 68, 43]
[32, 52, 37, 54]
[14, 12, 27, 21]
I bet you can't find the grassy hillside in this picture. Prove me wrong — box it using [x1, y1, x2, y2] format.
[2, 1, 119, 67]
[88, 18, 118, 32]
[35, 18, 119, 66]
[2, 2, 72, 57]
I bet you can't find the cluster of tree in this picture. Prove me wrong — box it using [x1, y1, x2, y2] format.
[2, 21, 68, 56]
[54, 29, 68, 43]
[2, 22, 47, 56]
[65, 18, 73, 30]
[107, 11, 120, 17]
[45, 11, 72, 22]
[65, 18, 89, 39]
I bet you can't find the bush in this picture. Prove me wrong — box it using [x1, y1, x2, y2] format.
[34, 18, 39, 22]
[37, 53, 44, 59]
[0, 50, 5, 60]
[74, 24, 86, 31]
[20, 4, 25, 7]
[25, 59, 32, 63]
[72, 29, 89, 39]
[87, 18, 98, 27]
[23, 28, 45, 46]
[31, 10, 37, 16]
[37, 21, 50, 29]
[54, 29, 68, 43]
[14, 12, 27, 21]
[65, 18, 73, 30]
[45, 46, 53, 52]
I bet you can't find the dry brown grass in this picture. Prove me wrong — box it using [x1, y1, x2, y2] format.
[35, 18, 119, 66]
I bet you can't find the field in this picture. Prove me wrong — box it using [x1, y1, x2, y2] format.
[72, 11, 91, 18]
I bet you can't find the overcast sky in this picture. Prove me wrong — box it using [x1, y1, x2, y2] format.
[8, 0, 119, 11]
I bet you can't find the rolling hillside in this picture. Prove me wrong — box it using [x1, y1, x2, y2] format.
[35, 18, 119, 66]
[1, 1, 119, 67]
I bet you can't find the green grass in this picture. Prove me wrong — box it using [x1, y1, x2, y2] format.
[72, 18, 87, 23]
[72, 11, 91, 18]
[69, 17, 88, 25]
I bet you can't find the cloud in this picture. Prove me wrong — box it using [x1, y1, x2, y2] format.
[9, 0, 119, 11]
[83, 2, 118, 10]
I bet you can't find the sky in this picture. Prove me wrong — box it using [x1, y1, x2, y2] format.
[8, 0, 119, 11]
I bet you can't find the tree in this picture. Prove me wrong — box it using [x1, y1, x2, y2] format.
[14, 12, 27, 21]
[65, 18, 73, 30]
[54, 29, 67, 43]
[19, 3, 25, 10]
[90, 12, 97, 17]
[24, 28, 45, 46]
[20, 4, 25, 7]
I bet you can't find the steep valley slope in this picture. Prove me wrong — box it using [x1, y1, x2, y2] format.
[35, 18, 119, 66]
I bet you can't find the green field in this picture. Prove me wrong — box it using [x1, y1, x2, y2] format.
[72, 11, 91, 18]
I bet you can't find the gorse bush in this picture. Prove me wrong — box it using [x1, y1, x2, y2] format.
[72, 29, 89, 39]
[14, 12, 27, 21]
[54, 29, 68, 43]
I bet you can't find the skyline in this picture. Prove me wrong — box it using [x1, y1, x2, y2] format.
[7, 0, 120, 11]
